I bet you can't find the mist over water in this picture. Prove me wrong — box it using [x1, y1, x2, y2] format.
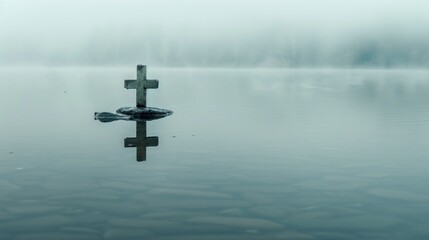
[1, 68, 429, 239]
[1, 0, 429, 67]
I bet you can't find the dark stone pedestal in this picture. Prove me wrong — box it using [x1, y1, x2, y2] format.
[95, 107, 173, 122]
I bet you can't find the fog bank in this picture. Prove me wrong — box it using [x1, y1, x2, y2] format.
[1, 0, 428, 67]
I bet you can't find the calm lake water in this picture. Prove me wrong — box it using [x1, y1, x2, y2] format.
[1, 67, 429, 239]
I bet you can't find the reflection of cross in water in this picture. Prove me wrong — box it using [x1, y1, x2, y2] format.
[124, 65, 159, 108]
[124, 121, 158, 162]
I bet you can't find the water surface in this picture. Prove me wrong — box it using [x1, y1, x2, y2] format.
[1, 67, 429, 239]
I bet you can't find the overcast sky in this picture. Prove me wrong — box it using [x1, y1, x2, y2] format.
[1, 0, 428, 67]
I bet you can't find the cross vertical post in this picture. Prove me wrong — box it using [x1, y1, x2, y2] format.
[124, 65, 159, 108]
[136, 65, 147, 108]
[124, 121, 159, 162]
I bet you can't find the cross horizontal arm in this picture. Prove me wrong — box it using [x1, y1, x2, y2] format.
[124, 137, 137, 147]
[125, 137, 158, 147]
[124, 80, 138, 89]
[124, 138, 138, 147]
[145, 136, 159, 147]
[144, 80, 159, 89]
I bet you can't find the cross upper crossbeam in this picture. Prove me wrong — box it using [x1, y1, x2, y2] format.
[124, 65, 159, 108]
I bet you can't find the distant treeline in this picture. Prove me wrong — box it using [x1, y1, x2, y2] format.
[2, 26, 429, 68]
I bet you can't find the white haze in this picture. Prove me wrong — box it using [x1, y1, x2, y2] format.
[1, 0, 428, 67]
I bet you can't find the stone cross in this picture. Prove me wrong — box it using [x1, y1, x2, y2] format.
[124, 65, 159, 108]
[124, 121, 158, 162]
